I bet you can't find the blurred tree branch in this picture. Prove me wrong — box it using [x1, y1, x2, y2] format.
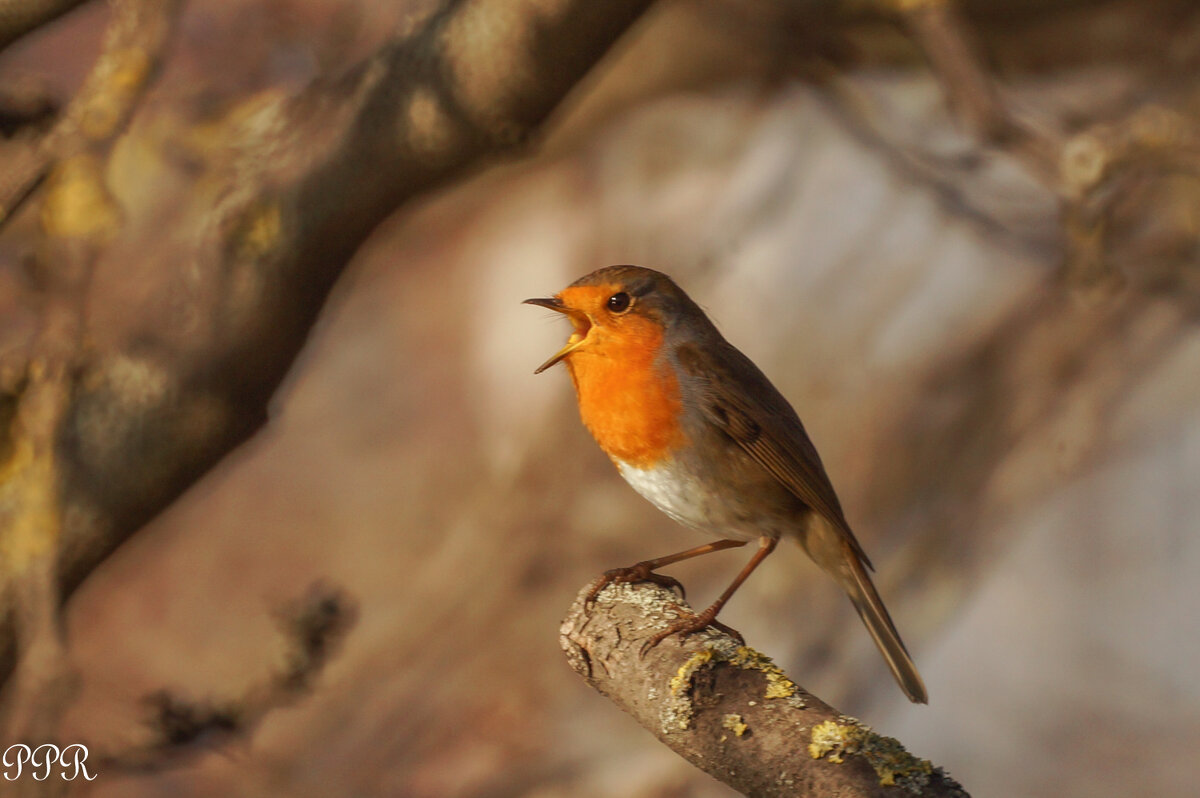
[0, 0, 177, 230]
[0, 0, 88, 53]
[561, 581, 968, 797]
[0, 74, 57, 138]
[872, 0, 1200, 293]
[0, 0, 179, 745]
[893, 0, 1060, 177]
[0, 0, 655, 705]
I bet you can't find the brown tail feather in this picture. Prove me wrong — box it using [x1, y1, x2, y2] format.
[843, 556, 928, 704]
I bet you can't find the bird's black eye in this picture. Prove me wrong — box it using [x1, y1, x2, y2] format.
[607, 292, 632, 313]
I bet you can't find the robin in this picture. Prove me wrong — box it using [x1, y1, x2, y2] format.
[525, 265, 927, 703]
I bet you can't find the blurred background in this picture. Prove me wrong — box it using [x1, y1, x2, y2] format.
[2, 0, 1198, 796]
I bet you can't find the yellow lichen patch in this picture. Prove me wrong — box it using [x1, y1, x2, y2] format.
[0, 435, 33, 491]
[80, 47, 152, 140]
[176, 89, 289, 164]
[661, 642, 809, 734]
[808, 719, 936, 792]
[661, 646, 718, 732]
[40, 155, 122, 240]
[882, 0, 950, 12]
[80, 352, 170, 408]
[439, 0, 569, 142]
[729, 646, 798, 700]
[405, 87, 458, 159]
[1061, 133, 1108, 196]
[808, 719, 858, 764]
[722, 713, 748, 737]
[236, 201, 283, 260]
[0, 439, 60, 575]
[669, 648, 713, 696]
[440, 0, 527, 119]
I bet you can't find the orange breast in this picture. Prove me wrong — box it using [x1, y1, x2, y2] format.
[566, 317, 684, 468]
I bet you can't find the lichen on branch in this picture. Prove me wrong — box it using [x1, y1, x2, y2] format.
[561, 581, 967, 797]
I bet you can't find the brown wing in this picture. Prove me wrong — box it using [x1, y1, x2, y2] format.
[674, 341, 873, 569]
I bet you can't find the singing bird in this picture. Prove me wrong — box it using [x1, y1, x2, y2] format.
[525, 265, 926, 703]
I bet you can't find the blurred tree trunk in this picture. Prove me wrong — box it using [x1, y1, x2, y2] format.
[0, 0, 654, 701]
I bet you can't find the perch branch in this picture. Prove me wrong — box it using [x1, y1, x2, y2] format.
[560, 581, 967, 797]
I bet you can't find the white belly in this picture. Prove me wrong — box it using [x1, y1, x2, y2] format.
[614, 459, 757, 542]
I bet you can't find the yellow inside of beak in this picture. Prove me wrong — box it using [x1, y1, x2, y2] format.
[534, 315, 591, 374]
[527, 284, 624, 373]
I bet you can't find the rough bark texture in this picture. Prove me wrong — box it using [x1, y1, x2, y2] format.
[561, 581, 968, 797]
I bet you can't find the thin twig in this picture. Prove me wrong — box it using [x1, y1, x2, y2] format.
[892, 0, 1060, 183]
[97, 583, 357, 773]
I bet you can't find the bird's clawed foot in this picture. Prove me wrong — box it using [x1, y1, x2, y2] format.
[586, 562, 686, 605]
[639, 605, 745, 656]
[583, 561, 745, 656]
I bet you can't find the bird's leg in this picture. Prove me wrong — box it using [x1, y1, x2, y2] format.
[587, 539, 747, 604]
[641, 536, 778, 654]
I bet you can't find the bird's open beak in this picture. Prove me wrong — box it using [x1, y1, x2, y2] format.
[523, 296, 589, 374]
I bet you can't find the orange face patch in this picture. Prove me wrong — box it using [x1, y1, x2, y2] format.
[553, 285, 684, 467]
